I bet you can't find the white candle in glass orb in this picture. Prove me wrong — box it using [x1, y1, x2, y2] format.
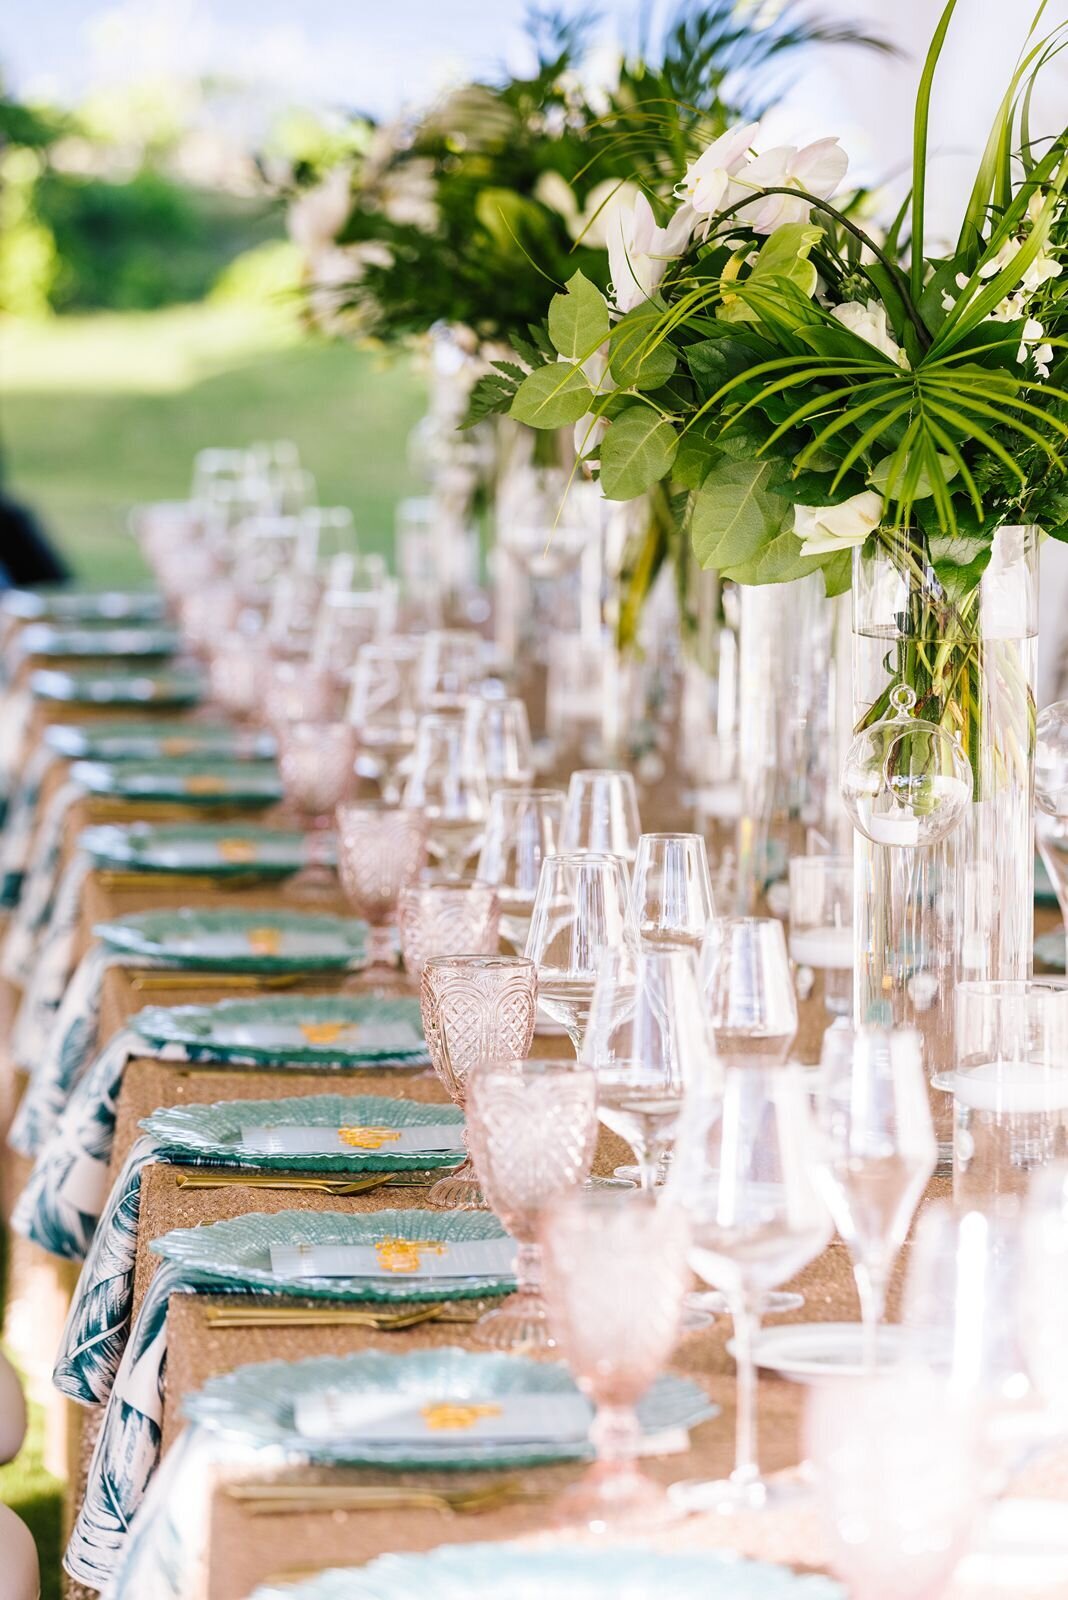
[951, 1061, 1068, 1114]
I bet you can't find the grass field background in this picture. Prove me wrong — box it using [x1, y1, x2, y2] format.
[1, 300, 426, 582]
[0, 300, 425, 1600]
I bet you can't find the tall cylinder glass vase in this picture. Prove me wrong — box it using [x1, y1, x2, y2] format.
[850, 526, 1038, 1157]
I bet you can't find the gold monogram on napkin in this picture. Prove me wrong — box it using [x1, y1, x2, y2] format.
[338, 1125, 402, 1151]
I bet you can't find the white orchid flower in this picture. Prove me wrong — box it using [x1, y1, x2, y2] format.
[734, 138, 848, 234]
[832, 300, 909, 367]
[287, 166, 353, 256]
[606, 192, 695, 312]
[794, 490, 883, 558]
[536, 173, 643, 249]
[676, 121, 760, 217]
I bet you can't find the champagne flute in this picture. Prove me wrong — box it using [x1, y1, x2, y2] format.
[475, 788, 565, 954]
[525, 852, 637, 1052]
[669, 1064, 832, 1512]
[630, 832, 715, 949]
[582, 943, 717, 1192]
[810, 1025, 936, 1371]
[702, 916, 798, 1070]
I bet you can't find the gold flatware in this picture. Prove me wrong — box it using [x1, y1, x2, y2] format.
[96, 870, 275, 891]
[227, 1478, 546, 1517]
[174, 1171, 436, 1195]
[128, 970, 319, 992]
[202, 1302, 479, 1331]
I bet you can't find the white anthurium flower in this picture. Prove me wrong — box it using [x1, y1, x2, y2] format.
[379, 160, 438, 232]
[677, 120, 760, 217]
[287, 166, 353, 256]
[574, 346, 614, 456]
[578, 179, 642, 247]
[832, 300, 909, 368]
[534, 170, 581, 229]
[606, 192, 695, 312]
[735, 137, 848, 234]
[794, 490, 883, 558]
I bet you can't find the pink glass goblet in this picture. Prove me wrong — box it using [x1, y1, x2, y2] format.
[277, 719, 358, 900]
[541, 1190, 691, 1531]
[398, 881, 499, 981]
[467, 1057, 597, 1350]
[265, 659, 342, 730]
[418, 951, 535, 1209]
[335, 801, 427, 966]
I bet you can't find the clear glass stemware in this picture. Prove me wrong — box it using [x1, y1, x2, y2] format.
[475, 787, 565, 955]
[525, 851, 637, 1053]
[630, 832, 715, 950]
[701, 915, 799, 1071]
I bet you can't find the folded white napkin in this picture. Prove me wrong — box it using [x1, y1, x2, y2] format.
[293, 1389, 592, 1445]
[268, 1235, 515, 1281]
[240, 1122, 462, 1157]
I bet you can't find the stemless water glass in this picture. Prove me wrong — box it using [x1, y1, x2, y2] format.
[788, 854, 853, 1057]
[471, 695, 535, 790]
[811, 1025, 936, 1370]
[466, 1057, 598, 1350]
[669, 1065, 832, 1512]
[335, 801, 427, 965]
[951, 979, 1068, 1208]
[630, 833, 715, 949]
[475, 788, 565, 955]
[276, 720, 358, 899]
[541, 1190, 691, 1530]
[525, 852, 637, 1052]
[419, 954, 538, 1208]
[561, 769, 641, 862]
[702, 916, 798, 1071]
[398, 881, 499, 981]
[807, 1372, 985, 1600]
[348, 637, 420, 804]
[583, 944, 717, 1192]
[402, 709, 489, 880]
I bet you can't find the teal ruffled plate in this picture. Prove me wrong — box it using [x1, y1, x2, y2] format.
[3, 588, 164, 623]
[250, 1546, 842, 1599]
[95, 908, 369, 972]
[81, 823, 323, 877]
[133, 994, 425, 1063]
[152, 1208, 515, 1302]
[46, 722, 275, 761]
[31, 667, 203, 706]
[72, 759, 282, 806]
[142, 1094, 457, 1169]
[18, 623, 181, 659]
[186, 1348, 716, 1471]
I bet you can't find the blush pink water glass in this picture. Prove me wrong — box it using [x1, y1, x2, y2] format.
[541, 1190, 691, 1530]
[399, 881, 500, 981]
[419, 953, 536, 1209]
[335, 801, 427, 966]
[277, 719, 358, 899]
[466, 1057, 597, 1350]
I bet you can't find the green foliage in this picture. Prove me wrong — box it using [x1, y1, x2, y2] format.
[548, 271, 611, 360]
[510, 362, 594, 426]
[599, 406, 678, 498]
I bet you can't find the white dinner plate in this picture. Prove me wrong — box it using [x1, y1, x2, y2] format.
[733, 1322, 913, 1381]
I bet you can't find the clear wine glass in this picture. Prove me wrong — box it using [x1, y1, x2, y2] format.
[668, 1064, 832, 1512]
[810, 1024, 936, 1371]
[525, 851, 637, 1052]
[806, 1370, 985, 1600]
[630, 832, 715, 949]
[347, 637, 420, 805]
[402, 709, 489, 880]
[701, 916, 798, 1071]
[311, 586, 398, 677]
[417, 628, 484, 708]
[788, 854, 853, 1058]
[475, 787, 565, 955]
[466, 1057, 598, 1350]
[470, 695, 535, 790]
[419, 954, 538, 1208]
[561, 769, 641, 863]
[335, 801, 427, 966]
[541, 1190, 691, 1531]
[582, 943, 717, 1192]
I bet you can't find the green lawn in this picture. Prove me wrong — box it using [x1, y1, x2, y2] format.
[0, 303, 426, 584]
[0, 1233, 62, 1600]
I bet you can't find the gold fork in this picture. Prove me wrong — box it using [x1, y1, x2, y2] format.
[227, 1478, 545, 1516]
[174, 1171, 436, 1195]
[203, 1302, 479, 1331]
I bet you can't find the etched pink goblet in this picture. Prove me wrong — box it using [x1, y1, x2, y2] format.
[335, 801, 427, 966]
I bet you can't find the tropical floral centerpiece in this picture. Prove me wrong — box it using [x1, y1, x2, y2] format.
[475, 0, 1066, 761]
